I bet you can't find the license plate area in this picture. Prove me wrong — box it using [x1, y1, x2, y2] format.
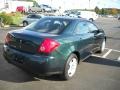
[13, 54, 24, 64]
[11, 54, 24, 64]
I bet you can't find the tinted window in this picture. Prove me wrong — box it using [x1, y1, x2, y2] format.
[27, 15, 41, 19]
[27, 15, 35, 18]
[24, 18, 72, 34]
[35, 15, 41, 18]
[75, 22, 89, 34]
[87, 22, 98, 32]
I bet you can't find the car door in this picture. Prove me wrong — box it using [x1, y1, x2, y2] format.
[87, 22, 104, 51]
[74, 21, 94, 59]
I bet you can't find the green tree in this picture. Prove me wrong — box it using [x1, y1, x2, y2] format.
[94, 6, 100, 14]
[111, 8, 118, 15]
[100, 8, 108, 15]
[101, 8, 105, 15]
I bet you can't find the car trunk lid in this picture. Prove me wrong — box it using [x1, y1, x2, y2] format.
[5, 30, 58, 54]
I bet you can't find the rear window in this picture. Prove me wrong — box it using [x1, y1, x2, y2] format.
[24, 17, 72, 34]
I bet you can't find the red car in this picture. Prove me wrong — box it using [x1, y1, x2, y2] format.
[16, 6, 26, 13]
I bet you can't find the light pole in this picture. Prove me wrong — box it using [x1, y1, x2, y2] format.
[89, 0, 91, 9]
[51, 0, 52, 6]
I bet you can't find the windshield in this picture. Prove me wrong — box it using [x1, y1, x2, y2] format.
[24, 17, 72, 34]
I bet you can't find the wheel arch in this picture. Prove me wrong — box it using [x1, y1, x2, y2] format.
[105, 36, 107, 42]
[72, 51, 80, 64]
[23, 20, 28, 26]
[23, 20, 28, 23]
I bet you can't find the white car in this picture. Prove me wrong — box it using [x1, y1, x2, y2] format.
[40, 4, 52, 12]
[69, 14, 78, 18]
[29, 6, 42, 12]
[77, 11, 98, 21]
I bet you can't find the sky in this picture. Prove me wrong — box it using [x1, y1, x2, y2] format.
[36, 0, 120, 9]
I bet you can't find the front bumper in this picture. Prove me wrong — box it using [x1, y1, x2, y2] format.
[3, 45, 62, 75]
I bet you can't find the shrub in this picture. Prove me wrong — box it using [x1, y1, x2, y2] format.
[11, 12, 23, 25]
[0, 12, 13, 25]
[0, 12, 23, 25]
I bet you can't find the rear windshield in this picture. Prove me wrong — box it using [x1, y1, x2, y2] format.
[24, 17, 72, 34]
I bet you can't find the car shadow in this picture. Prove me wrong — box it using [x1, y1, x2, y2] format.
[84, 56, 120, 67]
[0, 43, 120, 83]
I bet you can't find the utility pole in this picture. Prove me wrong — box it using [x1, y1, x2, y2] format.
[51, 0, 52, 6]
[89, 0, 91, 9]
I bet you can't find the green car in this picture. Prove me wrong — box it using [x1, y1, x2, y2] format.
[3, 17, 106, 80]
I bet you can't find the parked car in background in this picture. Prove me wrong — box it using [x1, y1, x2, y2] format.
[77, 11, 98, 21]
[29, 4, 57, 13]
[40, 4, 52, 12]
[69, 14, 78, 18]
[22, 14, 44, 26]
[29, 6, 42, 13]
[3, 16, 106, 80]
[16, 6, 26, 13]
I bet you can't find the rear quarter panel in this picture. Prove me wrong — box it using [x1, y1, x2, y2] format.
[50, 35, 79, 70]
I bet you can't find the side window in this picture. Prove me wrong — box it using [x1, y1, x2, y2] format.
[27, 15, 39, 19]
[87, 22, 98, 32]
[27, 15, 32, 18]
[32, 15, 38, 19]
[75, 22, 89, 34]
[27, 15, 35, 18]
[35, 15, 41, 19]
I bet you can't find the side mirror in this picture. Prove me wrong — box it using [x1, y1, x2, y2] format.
[98, 28, 103, 31]
[90, 29, 103, 34]
[98, 29, 104, 33]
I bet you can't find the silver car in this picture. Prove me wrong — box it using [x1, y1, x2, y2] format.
[22, 14, 44, 27]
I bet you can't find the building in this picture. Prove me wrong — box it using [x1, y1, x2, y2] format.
[0, 0, 33, 13]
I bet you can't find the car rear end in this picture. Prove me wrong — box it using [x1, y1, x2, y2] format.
[3, 30, 64, 75]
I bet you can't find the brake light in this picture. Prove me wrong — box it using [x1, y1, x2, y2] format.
[38, 38, 60, 54]
[5, 34, 11, 43]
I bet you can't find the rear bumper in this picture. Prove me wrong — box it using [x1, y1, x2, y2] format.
[3, 45, 63, 75]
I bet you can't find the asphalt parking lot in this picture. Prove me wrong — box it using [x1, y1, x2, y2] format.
[0, 17, 120, 90]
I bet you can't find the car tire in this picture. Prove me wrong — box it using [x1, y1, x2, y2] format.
[61, 54, 78, 80]
[98, 39, 106, 53]
[89, 18, 94, 22]
[23, 21, 28, 27]
[118, 17, 120, 20]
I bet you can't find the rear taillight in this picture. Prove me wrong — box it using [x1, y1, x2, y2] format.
[5, 34, 12, 44]
[38, 38, 60, 54]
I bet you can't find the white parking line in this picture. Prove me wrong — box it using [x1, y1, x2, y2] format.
[105, 48, 120, 53]
[92, 48, 120, 60]
[92, 54, 102, 58]
[102, 49, 112, 58]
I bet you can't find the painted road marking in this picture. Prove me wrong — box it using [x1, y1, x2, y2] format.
[105, 48, 120, 53]
[92, 54, 102, 58]
[102, 49, 112, 58]
[92, 48, 120, 61]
